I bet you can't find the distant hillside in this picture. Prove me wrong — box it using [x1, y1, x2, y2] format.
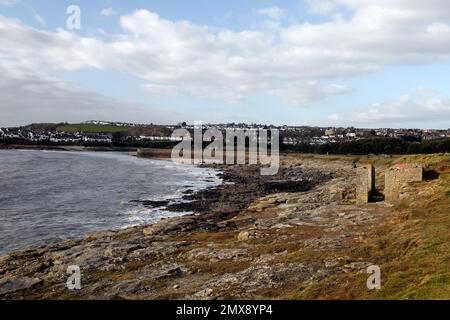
[56, 123, 131, 133]
[55, 123, 174, 136]
[23, 123, 60, 131]
[126, 126, 173, 137]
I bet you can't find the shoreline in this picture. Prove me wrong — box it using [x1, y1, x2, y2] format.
[1, 153, 448, 299]
[0, 154, 339, 299]
[0, 143, 138, 153]
[0, 148, 222, 256]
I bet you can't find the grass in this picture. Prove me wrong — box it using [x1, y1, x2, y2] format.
[56, 123, 130, 133]
[276, 248, 334, 264]
[186, 260, 252, 275]
[284, 154, 450, 300]
[340, 199, 357, 205]
[39, 152, 447, 300]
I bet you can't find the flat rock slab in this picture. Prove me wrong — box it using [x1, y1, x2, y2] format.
[0, 276, 42, 295]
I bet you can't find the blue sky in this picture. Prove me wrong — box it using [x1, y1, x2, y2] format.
[1, 0, 324, 31]
[1, 0, 450, 128]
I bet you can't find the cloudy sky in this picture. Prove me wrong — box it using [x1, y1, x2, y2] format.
[1, 0, 450, 128]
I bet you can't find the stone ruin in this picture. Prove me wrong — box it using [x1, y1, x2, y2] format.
[356, 164, 375, 204]
[384, 164, 423, 201]
[356, 163, 423, 203]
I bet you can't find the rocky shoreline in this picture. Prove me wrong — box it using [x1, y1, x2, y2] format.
[0, 154, 407, 299]
[131, 163, 332, 237]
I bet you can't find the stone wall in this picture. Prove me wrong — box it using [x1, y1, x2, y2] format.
[356, 164, 375, 203]
[385, 164, 423, 202]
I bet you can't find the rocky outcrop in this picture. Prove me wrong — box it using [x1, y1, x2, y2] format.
[0, 155, 394, 300]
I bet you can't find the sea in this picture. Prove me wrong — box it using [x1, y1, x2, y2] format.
[0, 150, 221, 255]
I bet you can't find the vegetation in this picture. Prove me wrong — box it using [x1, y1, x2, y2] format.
[1, 136, 180, 149]
[56, 123, 131, 133]
[286, 154, 450, 299]
[282, 137, 450, 155]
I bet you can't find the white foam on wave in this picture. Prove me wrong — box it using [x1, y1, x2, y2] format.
[121, 159, 223, 228]
[121, 207, 192, 229]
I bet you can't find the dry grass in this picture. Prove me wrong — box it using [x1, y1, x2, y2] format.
[284, 154, 450, 300]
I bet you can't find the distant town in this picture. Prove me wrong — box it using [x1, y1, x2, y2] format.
[1, 120, 449, 147]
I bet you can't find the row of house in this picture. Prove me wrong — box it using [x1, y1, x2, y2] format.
[0, 128, 113, 144]
[133, 136, 183, 142]
[2, 123, 449, 146]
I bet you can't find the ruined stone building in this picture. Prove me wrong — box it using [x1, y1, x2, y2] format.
[356, 163, 423, 203]
[384, 164, 423, 201]
[356, 164, 375, 203]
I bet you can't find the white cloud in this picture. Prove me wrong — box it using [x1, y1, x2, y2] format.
[111, 7, 450, 105]
[0, 17, 170, 126]
[0, 61, 172, 127]
[307, 0, 338, 15]
[327, 88, 450, 127]
[33, 13, 45, 26]
[3, 2, 450, 124]
[0, 0, 19, 6]
[255, 7, 284, 20]
[101, 8, 116, 17]
[267, 81, 350, 106]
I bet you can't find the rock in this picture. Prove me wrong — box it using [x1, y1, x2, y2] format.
[265, 180, 313, 193]
[248, 202, 274, 212]
[237, 231, 260, 241]
[238, 231, 250, 241]
[342, 261, 372, 273]
[167, 267, 183, 277]
[130, 199, 169, 208]
[254, 251, 288, 264]
[143, 227, 156, 236]
[264, 198, 278, 205]
[195, 288, 214, 299]
[187, 248, 249, 261]
[271, 223, 293, 229]
[286, 198, 301, 205]
[84, 230, 115, 242]
[0, 276, 42, 295]
[104, 247, 114, 258]
[99, 264, 121, 272]
[143, 217, 202, 236]
[324, 259, 342, 268]
[0, 157, 376, 300]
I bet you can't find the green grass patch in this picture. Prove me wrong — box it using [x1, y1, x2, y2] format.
[340, 199, 357, 205]
[403, 273, 450, 299]
[286, 154, 450, 300]
[56, 123, 130, 133]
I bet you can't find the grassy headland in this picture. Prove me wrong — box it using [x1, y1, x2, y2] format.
[286, 153, 450, 299]
[56, 123, 130, 133]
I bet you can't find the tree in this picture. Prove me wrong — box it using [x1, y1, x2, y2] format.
[112, 132, 123, 146]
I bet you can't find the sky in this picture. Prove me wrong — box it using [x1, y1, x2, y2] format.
[1, 0, 450, 129]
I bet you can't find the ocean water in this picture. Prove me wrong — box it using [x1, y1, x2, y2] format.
[0, 150, 221, 255]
